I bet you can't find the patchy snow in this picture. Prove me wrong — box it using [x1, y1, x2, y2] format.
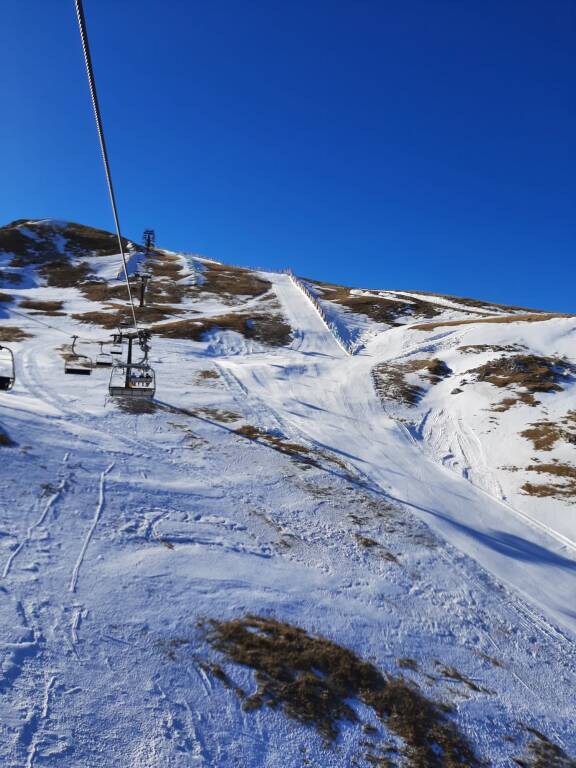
[0, 224, 574, 765]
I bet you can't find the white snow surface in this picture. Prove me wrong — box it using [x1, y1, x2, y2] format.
[0, 227, 575, 766]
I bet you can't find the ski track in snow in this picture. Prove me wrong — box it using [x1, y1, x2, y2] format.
[69, 463, 114, 593]
[1, 232, 575, 765]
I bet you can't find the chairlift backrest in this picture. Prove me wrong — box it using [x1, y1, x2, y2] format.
[64, 335, 93, 376]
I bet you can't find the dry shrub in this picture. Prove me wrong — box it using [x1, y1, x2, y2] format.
[412, 313, 572, 331]
[204, 615, 479, 767]
[373, 358, 452, 407]
[152, 312, 292, 347]
[19, 299, 64, 315]
[521, 412, 576, 451]
[0, 292, 13, 303]
[0, 326, 32, 342]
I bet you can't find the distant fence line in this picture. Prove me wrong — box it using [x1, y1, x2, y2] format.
[179, 254, 356, 355]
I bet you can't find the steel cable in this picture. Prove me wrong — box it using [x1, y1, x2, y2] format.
[74, 0, 139, 331]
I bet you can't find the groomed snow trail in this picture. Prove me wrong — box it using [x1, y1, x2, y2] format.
[222, 273, 576, 638]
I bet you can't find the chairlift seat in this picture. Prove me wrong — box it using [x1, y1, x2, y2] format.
[109, 364, 155, 399]
[95, 354, 113, 368]
[65, 359, 92, 375]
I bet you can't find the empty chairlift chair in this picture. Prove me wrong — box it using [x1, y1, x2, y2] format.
[0, 346, 15, 391]
[110, 332, 123, 357]
[95, 341, 113, 368]
[64, 336, 93, 375]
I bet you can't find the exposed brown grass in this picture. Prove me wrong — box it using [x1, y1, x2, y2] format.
[19, 299, 64, 315]
[355, 535, 400, 563]
[412, 313, 572, 331]
[196, 369, 220, 380]
[522, 463, 576, 500]
[80, 280, 130, 303]
[204, 615, 479, 766]
[152, 312, 292, 347]
[458, 344, 526, 354]
[0, 326, 32, 342]
[39, 259, 92, 288]
[194, 262, 272, 301]
[234, 424, 318, 466]
[471, 355, 573, 396]
[373, 358, 452, 407]
[62, 222, 130, 257]
[515, 728, 576, 767]
[0, 292, 13, 303]
[521, 412, 576, 451]
[193, 407, 241, 424]
[311, 281, 446, 325]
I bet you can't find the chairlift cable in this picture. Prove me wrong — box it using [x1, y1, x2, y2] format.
[7, 306, 119, 349]
[73, 0, 139, 331]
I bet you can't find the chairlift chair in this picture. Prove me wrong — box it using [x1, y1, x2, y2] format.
[95, 341, 113, 367]
[0, 346, 15, 391]
[108, 363, 155, 399]
[64, 336, 93, 375]
[110, 332, 123, 356]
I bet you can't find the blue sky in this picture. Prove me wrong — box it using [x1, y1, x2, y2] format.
[1, 1, 575, 310]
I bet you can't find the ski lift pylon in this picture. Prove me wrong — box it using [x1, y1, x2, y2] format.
[0, 345, 15, 391]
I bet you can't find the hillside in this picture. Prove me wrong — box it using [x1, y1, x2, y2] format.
[0, 218, 575, 767]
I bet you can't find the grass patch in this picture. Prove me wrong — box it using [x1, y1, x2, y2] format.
[152, 312, 292, 347]
[39, 259, 93, 288]
[458, 343, 526, 354]
[193, 261, 272, 302]
[0, 326, 32, 342]
[204, 615, 479, 766]
[196, 369, 220, 380]
[62, 222, 130, 257]
[310, 281, 446, 326]
[19, 299, 64, 315]
[234, 424, 317, 466]
[521, 412, 576, 451]
[515, 728, 576, 767]
[373, 358, 452, 407]
[522, 463, 576, 500]
[469, 355, 574, 403]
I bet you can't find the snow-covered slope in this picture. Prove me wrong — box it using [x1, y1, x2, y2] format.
[0, 219, 574, 767]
